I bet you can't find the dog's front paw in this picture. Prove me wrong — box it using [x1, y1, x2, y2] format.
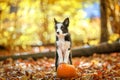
[64, 61, 68, 64]
[64, 57, 69, 64]
[64, 58, 69, 64]
[59, 59, 64, 64]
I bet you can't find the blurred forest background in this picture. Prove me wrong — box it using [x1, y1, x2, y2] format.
[0, 0, 120, 56]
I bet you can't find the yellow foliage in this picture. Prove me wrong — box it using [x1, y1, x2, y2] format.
[108, 34, 119, 43]
[0, 0, 108, 48]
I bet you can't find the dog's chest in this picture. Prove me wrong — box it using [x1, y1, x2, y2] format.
[56, 37, 70, 51]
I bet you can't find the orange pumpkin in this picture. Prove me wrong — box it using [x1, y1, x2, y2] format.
[57, 63, 77, 78]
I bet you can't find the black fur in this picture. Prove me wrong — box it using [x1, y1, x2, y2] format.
[69, 53, 72, 64]
[56, 36, 58, 41]
[55, 51, 59, 70]
[65, 33, 71, 41]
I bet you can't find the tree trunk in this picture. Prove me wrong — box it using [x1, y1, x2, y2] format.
[107, 0, 120, 37]
[100, 0, 109, 43]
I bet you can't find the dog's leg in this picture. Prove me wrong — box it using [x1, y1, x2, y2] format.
[57, 48, 63, 64]
[69, 52, 72, 64]
[64, 49, 71, 63]
[55, 51, 58, 70]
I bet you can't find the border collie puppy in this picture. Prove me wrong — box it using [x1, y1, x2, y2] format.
[54, 17, 72, 70]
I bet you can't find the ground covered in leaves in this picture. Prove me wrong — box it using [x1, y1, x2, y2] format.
[0, 53, 120, 80]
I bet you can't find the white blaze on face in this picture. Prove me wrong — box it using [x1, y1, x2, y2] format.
[56, 23, 63, 34]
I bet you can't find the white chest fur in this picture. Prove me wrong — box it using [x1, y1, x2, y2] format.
[56, 40, 70, 52]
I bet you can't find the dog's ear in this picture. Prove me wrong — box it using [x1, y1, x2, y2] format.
[63, 17, 69, 27]
[54, 18, 57, 24]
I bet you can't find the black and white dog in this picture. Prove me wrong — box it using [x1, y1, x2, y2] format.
[54, 17, 72, 70]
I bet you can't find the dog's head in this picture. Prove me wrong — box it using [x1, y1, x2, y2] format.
[54, 18, 69, 36]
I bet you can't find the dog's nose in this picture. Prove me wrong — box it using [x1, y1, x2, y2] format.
[57, 32, 59, 34]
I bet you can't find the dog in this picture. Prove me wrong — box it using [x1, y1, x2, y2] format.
[54, 17, 72, 70]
